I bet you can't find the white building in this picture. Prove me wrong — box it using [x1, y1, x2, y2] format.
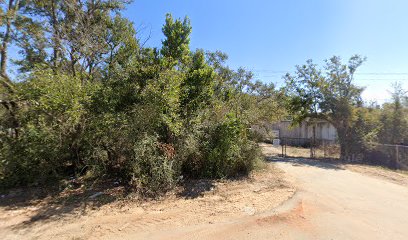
[271, 119, 337, 141]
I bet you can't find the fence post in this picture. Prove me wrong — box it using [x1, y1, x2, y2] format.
[310, 137, 314, 159]
[281, 142, 284, 157]
[396, 145, 399, 169]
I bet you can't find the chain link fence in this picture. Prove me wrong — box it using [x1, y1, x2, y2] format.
[279, 138, 408, 170]
[363, 143, 408, 170]
[280, 137, 340, 159]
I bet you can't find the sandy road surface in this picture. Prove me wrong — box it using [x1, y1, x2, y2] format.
[124, 156, 408, 240]
[124, 148, 408, 239]
[2, 145, 408, 239]
[271, 158, 408, 240]
[0, 163, 295, 240]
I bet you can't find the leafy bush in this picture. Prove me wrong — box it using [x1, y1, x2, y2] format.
[131, 134, 179, 196]
[1, 69, 92, 189]
[181, 115, 262, 179]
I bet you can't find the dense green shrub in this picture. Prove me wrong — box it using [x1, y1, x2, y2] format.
[1, 70, 92, 189]
[180, 116, 262, 179]
[131, 134, 179, 196]
[0, 11, 275, 195]
[206, 118, 261, 178]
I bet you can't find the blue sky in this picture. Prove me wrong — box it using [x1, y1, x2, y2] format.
[125, 0, 408, 103]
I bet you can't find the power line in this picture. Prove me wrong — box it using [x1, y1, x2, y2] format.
[355, 73, 408, 75]
[355, 79, 408, 81]
[251, 71, 408, 86]
[253, 70, 287, 73]
[256, 75, 408, 81]
[252, 69, 408, 76]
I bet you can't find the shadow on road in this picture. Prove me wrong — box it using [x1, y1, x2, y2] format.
[0, 180, 128, 230]
[177, 179, 215, 199]
[266, 156, 345, 171]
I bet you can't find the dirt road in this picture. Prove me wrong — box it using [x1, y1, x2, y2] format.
[270, 158, 408, 239]
[125, 156, 408, 240]
[0, 164, 295, 240]
[2, 146, 408, 239]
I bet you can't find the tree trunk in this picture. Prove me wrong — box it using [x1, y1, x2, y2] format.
[337, 126, 350, 161]
[0, 0, 20, 138]
[1, 0, 15, 78]
[51, 0, 60, 71]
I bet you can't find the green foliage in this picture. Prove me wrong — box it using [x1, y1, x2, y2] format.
[0, 128, 53, 187]
[204, 116, 261, 178]
[131, 134, 179, 196]
[0, 9, 271, 195]
[1, 69, 93, 188]
[348, 106, 381, 155]
[378, 82, 408, 144]
[179, 110, 262, 179]
[161, 13, 192, 64]
[181, 50, 216, 117]
[19, 68, 92, 123]
[285, 55, 366, 159]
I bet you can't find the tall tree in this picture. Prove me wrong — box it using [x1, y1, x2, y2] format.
[181, 49, 215, 118]
[22, 0, 62, 70]
[379, 82, 408, 144]
[161, 13, 191, 66]
[285, 55, 365, 159]
[0, 0, 24, 136]
[0, 0, 21, 91]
